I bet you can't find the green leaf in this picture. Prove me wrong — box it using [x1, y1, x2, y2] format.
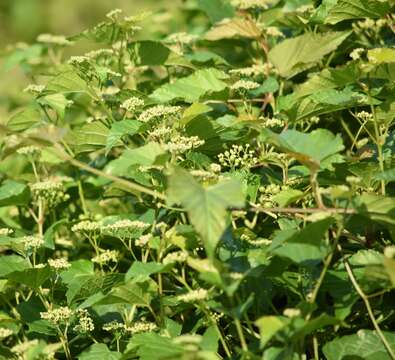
[260, 129, 344, 171]
[130, 41, 171, 66]
[150, 68, 229, 103]
[106, 142, 166, 176]
[106, 120, 142, 154]
[60, 260, 95, 304]
[324, 0, 391, 24]
[268, 31, 351, 78]
[46, 69, 90, 94]
[128, 333, 184, 360]
[125, 261, 169, 283]
[270, 218, 334, 264]
[205, 18, 261, 41]
[368, 48, 395, 64]
[38, 93, 71, 119]
[197, 0, 234, 23]
[0, 180, 30, 207]
[7, 105, 41, 132]
[102, 280, 155, 306]
[323, 330, 395, 360]
[272, 189, 304, 207]
[167, 168, 245, 258]
[255, 316, 289, 346]
[68, 121, 109, 153]
[78, 344, 121, 360]
[0, 255, 30, 277]
[7, 267, 51, 289]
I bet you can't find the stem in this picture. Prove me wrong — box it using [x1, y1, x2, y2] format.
[339, 244, 395, 360]
[310, 171, 324, 209]
[235, 318, 248, 352]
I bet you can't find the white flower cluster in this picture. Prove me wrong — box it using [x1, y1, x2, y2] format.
[356, 111, 374, 122]
[85, 48, 114, 59]
[259, 183, 288, 207]
[0, 227, 13, 236]
[23, 84, 45, 94]
[12, 340, 39, 355]
[166, 32, 198, 44]
[71, 220, 101, 233]
[106, 8, 123, 21]
[92, 249, 119, 265]
[218, 144, 259, 169]
[240, 234, 272, 246]
[48, 258, 71, 270]
[210, 163, 221, 173]
[135, 234, 153, 247]
[68, 56, 90, 65]
[260, 117, 285, 128]
[121, 97, 144, 112]
[163, 251, 188, 265]
[37, 34, 73, 46]
[231, 0, 269, 9]
[147, 126, 173, 141]
[266, 27, 284, 38]
[350, 48, 365, 60]
[138, 105, 182, 122]
[229, 63, 273, 76]
[73, 309, 94, 333]
[177, 289, 209, 302]
[124, 321, 158, 334]
[189, 170, 218, 181]
[356, 18, 387, 31]
[103, 320, 124, 332]
[17, 145, 41, 156]
[40, 306, 73, 325]
[231, 80, 260, 91]
[164, 135, 205, 154]
[0, 327, 13, 339]
[283, 308, 301, 318]
[30, 180, 69, 207]
[22, 235, 44, 250]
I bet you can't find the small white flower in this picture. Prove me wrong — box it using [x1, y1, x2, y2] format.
[135, 234, 153, 247]
[177, 289, 209, 302]
[163, 251, 188, 265]
[231, 80, 260, 91]
[124, 321, 157, 334]
[23, 84, 45, 94]
[48, 258, 71, 270]
[37, 34, 72, 46]
[283, 308, 301, 318]
[121, 97, 144, 112]
[92, 249, 119, 265]
[350, 48, 365, 60]
[73, 309, 94, 333]
[0, 327, 13, 339]
[0, 228, 13, 236]
[72, 220, 100, 233]
[266, 27, 284, 38]
[22, 235, 44, 250]
[138, 105, 182, 122]
[17, 145, 41, 156]
[40, 306, 73, 325]
[106, 8, 123, 21]
[164, 135, 205, 154]
[103, 320, 124, 332]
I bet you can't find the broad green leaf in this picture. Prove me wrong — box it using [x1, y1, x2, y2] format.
[38, 93, 71, 119]
[125, 261, 169, 283]
[270, 218, 334, 264]
[0, 180, 30, 207]
[7, 267, 51, 288]
[260, 129, 344, 171]
[130, 41, 171, 66]
[197, 0, 234, 23]
[272, 189, 304, 207]
[106, 119, 142, 154]
[7, 105, 41, 132]
[0, 255, 30, 277]
[368, 48, 395, 64]
[323, 330, 395, 360]
[167, 168, 245, 258]
[268, 31, 351, 78]
[324, 0, 392, 24]
[205, 18, 261, 41]
[46, 69, 90, 94]
[128, 333, 184, 360]
[106, 142, 166, 176]
[150, 68, 228, 103]
[102, 280, 155, 306]
[60, 260, 95, 304]
[68, 121, 109, 153]
[255, 316, 289, 346]
[78, 344, 121, 360]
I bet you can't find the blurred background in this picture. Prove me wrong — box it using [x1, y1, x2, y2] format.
[0, 0, 184, 47]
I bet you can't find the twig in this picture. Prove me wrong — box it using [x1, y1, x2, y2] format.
[339, 244, 395, 360]
[248, 206, 356, 215]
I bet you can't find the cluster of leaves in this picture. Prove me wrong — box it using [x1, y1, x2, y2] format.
[1, 0, 395, 359]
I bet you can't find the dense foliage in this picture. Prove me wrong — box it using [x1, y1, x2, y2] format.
[1, 0, 395, 359]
